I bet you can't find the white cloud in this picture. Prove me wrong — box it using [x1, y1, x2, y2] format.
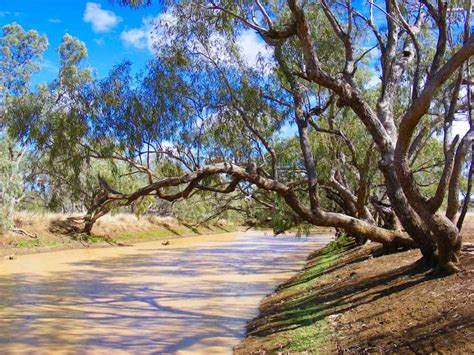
[366, 75, 381, 89]
[83, 2, 121, 33]
[448, 87, 471, 140]
[235, 29, 273, 68]
[277, 122, 297, 138]
[121, 28, 147, 49]
[452, 118, 470, 138]
[121, 10, 272, 71]
[121, 11, 176, 52]
[0, 11, 22, 17]
[48, 18, 62, 24]
[435, 113, 471, 143]
[149, 11, 178, 50]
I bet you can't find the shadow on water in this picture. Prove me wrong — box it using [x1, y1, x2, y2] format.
[0, 232, 331, 353]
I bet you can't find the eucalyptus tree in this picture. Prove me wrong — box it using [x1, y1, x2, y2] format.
[3, 33, 101, 216]
[104, 0, 471, 274]
[89, 1, 473, 273]
[0, 23, 47, 232]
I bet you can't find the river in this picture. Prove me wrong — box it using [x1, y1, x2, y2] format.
[0, 231, 331, 354]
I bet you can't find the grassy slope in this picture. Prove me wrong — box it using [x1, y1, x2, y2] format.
[237, 217, 474, 354]
[1, 212, 237, 257]
[235, 237, 352, 353]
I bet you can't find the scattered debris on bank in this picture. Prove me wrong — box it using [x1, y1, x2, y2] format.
[236, 221, 474, 354]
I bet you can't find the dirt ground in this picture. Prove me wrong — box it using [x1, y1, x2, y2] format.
[236, 218, 474, 354]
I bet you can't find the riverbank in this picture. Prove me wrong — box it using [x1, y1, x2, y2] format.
[236, 220, 474, 353]
[0, 212, 237, 258]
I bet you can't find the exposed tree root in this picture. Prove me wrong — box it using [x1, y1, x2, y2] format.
[443, 261, 461, 274]
[417, 250, 462, 275]
[11, 228, 38, 239]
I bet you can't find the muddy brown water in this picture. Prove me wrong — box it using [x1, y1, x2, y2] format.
[0, 231, 331, 354]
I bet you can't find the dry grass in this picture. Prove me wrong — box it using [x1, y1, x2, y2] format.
[12, 211, 72, 236]
[91, 213, 181, 236]
[10, 212, 193, 237]
[1, 212, 236, 257]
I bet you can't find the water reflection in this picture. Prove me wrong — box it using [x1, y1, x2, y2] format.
[0, 232, 331, 354]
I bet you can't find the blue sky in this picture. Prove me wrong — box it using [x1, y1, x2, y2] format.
[0, 0, 163, 84]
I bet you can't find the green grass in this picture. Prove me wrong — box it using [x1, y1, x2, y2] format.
[247, 236, 350, 353]
[15, 239, 42, 248]
[289, 319, 329, 352]
[14, 238, 60, 249]
[285, 237, 350, 352]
